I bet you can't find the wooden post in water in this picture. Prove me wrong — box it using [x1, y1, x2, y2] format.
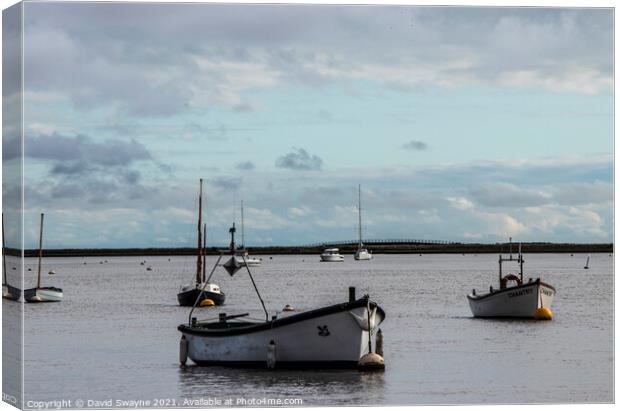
[37, 213, 44, 289]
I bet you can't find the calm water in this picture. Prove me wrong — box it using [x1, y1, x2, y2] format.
[5, 253, 614, 406]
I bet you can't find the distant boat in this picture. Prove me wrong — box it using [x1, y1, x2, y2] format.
[321, 248, 344, 262]
[177, 179, 225, 307]
[24, 213, 63, 303]
[235, 200, 261, 267]
[584, 255, 590, 270]
[2, 214, 20, 301]
[354, 184, 372, 261]
[467, 241, 555, 319]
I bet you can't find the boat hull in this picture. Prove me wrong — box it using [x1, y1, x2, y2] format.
[177, 287, 225, 306]
[354, 250, 372, 260]
[320, 255, 344, 262]
[179, 298, 385, 368]
[467, 280, 555, 318]
[24, 287, 63, 303]
[2, 284, 21, 301]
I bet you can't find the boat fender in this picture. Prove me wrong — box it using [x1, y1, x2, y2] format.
[472, 289, 476, 296]
[179, 336, 188, 366]
[357, 352, 385, 371]
[375, 329, 384, 357]
[534, 307, 553, 321]
[267, 340, 276, 369]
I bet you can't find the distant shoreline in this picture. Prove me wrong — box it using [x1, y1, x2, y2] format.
[5, 242, 613, 257]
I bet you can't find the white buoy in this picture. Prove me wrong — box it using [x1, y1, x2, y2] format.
[179, 336, 188, 366]
[267, 340, 276, 369]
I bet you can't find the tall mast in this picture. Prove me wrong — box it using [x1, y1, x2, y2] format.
[2, 213, 6, 285]
[358, 184, 363, 249]
[37, 213, 44, 289]
[196, 179, 203, 285]
[241, 200, 245, 249]
[202, 223, 206, 284]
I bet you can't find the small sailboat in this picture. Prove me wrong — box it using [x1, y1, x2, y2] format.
[320, 248, 344, 262]
[354, 184, 372, 261]
[177, 179, 225, 307]
[178, 225, 386, 368]
[584, 255, 590, 270]
[467, 240, 555, 319]
[24, 213, 63, 303]
[235, 200, 261, 267]
[2, 214, 20, 301]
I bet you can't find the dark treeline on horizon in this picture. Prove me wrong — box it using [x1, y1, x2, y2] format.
[4, 242, 613, 258]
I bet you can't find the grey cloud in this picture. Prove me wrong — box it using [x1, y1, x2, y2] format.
[21, 5, 612, 118]
[235, 161, 255, 170]
[402, 140, 428, 151]
[208, 176, 243, 190]
[470, 183, 551, 207]
[276, 148, 323, 171]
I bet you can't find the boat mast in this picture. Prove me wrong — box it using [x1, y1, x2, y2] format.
[519, 242, 523, 283]
[37, 213, 44, 289]
[196, 179, 203, 285]
[202, 223, 206, 284]
[358, 184, 363, 249]
[241, 200, 245, 249]
[2, 213, 6, 285]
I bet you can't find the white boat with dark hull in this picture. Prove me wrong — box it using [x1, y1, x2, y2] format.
[179, 226, 386, 369]
[177, 179, 225, 307]
[467, 241, 555, 319]
[24, 213, 63, 303]
[354, 185, 372, 261]
[2, 214, 20, 301]
[320, 248, 344, 262]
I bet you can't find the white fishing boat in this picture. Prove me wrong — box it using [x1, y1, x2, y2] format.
[179, 226, 386, 369]
[24, 213, 63, 303]
[467, 241, 555, 319]
[320, 248, 344, 262]
[354, 184, 372, 261]
[2, 214, 20, 301]
[235, 200, 262, 267]
[177, 179, 225, 307]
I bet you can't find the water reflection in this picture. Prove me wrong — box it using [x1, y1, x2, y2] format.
[178, 365, 386, 405]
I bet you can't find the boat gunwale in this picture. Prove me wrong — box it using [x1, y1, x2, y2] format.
[467, 279, 555, 302]
[178, 296, 385, 337]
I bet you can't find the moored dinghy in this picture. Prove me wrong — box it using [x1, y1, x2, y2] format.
[467, 240, 555, 319]
[24, 213, 63, 303]
[179, 225, 386, 369]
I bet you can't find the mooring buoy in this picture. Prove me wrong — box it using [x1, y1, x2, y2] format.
[534, 307, 553, 320]
[358, 352, 385, 371]
[200, 299, 215, 307]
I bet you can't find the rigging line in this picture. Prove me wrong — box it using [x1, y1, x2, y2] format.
[188, 253, 223, 324]
[241, 254, 269, 322]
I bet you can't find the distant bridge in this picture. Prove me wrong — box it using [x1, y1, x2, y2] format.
[295, 238, 461, 248]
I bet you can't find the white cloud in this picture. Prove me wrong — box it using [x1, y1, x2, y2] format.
[447, 196, 474, 210]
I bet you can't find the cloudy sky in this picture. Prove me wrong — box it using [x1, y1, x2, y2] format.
[2, 3, 614, 248]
